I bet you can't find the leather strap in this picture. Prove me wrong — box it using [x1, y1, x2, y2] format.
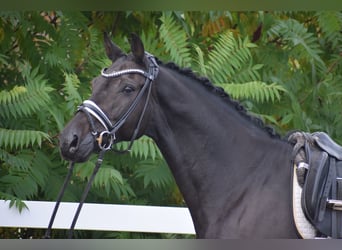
[331, 158, 337, 238]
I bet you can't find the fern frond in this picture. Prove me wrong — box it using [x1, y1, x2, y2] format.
[231, 63, 263, 83]
[135, 158, 174, 189]
[0, 174, 38, 200]
[74, 159, 134, 199]
[0, 149, 31, 170]
[218, 81, 287, 103]
[0, 75, 53, 119]
[1, 150, 50, 194]
[206, 31, 257, 83]
[268, 19, 325, 70]
[0, 128, 50, 150]
[115, 136, 162, 160]
[44, 46, 65, 68]
[0, 53, 9, 65]
[93, 167, 123, 196]
[159, 13, 192, 67]
[0, 192, 28, 212]
[62, 72, 82, 103]
[192, 43, 207, 76]
[0, 85, 27, 108]
[139, 31, 164, 58]
[110, 178, 136, 200]
[81, 27, 112, 74]
[0, 149, 49, 202]
[316, 11, 342, 49]
[28, 150, 50, 187]
[48, 12, 88, 71]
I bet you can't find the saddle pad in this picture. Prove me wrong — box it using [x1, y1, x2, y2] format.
[292, 165, 317, 238]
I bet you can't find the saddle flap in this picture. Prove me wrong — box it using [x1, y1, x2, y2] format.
[302, 150, 330, 223]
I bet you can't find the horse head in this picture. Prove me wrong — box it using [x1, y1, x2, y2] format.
[59, 33, 158, 162]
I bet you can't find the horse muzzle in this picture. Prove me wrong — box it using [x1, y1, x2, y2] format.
[59, 128, 95, 163]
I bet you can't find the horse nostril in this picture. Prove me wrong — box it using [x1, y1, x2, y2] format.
[69, 134, 79, 154]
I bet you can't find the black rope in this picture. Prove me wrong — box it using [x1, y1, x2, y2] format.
[67, 150, 106, 239]
[44, 150, 106, 239]
[44, 161, 75, 239]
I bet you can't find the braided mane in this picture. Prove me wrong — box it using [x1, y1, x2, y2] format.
[159, 60, 280, 139]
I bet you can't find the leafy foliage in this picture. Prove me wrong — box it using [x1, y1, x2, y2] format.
[219, 81, 287, 103]
[0, 11, 341, 239]
[0, 70, 53, 119]
[116, 136, 163, 160]
[205, 31, 259, 83]
[0, 149, 50, 211]
[159, 12, 192, 67]
[135, 158, 174, 189]
[267, 18, 325, 71]
[316, 11, 342, 49]
[0, 129, 50, 150]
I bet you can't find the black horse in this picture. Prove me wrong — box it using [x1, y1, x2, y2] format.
[59, 33, 300, 238]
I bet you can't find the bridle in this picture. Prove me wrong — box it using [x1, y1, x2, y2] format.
[44, 52, 159, 239]
[78, 52, 159, 152]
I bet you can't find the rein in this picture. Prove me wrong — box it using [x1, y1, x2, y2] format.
[44, 52, 159, 239]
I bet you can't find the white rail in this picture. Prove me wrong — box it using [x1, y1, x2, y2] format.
[0, 200, 195, 234]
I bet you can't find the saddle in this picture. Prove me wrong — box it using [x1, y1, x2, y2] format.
[289, 131, 342, 238]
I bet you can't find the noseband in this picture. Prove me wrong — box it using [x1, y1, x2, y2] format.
[44, 52, 159, 239]
[78, 52, 159, 151]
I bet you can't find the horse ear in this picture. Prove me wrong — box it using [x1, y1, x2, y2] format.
[129, 33, 145, 64]
[103, 32, 125, 62]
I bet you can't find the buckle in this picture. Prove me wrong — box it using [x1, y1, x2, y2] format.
[96, 131, 114, 151]
[327, 199, 342, 211]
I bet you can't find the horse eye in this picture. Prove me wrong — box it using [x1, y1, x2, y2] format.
[122, 85, 135, 94]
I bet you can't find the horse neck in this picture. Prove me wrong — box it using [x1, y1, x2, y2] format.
[146, 66, 293, 231]
[148, 65, 291, 164]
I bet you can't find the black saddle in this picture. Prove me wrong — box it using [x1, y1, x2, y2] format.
[289, 131, 342, 238]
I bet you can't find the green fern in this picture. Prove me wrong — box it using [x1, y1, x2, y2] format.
[0, 149, 31, 171]
[74, 158, 135, 200]
[1, 174, 38, 200]
[0, 128, 50, 150]
[0, 72, 53, 119]
[192, 43, 208, 76]
[0, 192, 28, 213]
[267, 19, 325, 70]
[231, 63, 263, 83]
[0, 53, 9, 65]
[159, 13, 192, 67]
[116, 136, 162, 160]
[0, 66, 53, 150]
[219, 81, 287, 103]
[93, 164, 135, 199]
[135, 158, 174, 189]
[205, 31, 258, 83]
[316, 11, 342, 50]
[81, 27, 113, 79]
[92, 167, 123, 195]
[63, 72, 82, 103]
[52, 72, 85, 125]
[42, 12, 88, 71]
[0, 85, 27, 111]
[139, 30, 164, 58]
[0, 150, 50, 210]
